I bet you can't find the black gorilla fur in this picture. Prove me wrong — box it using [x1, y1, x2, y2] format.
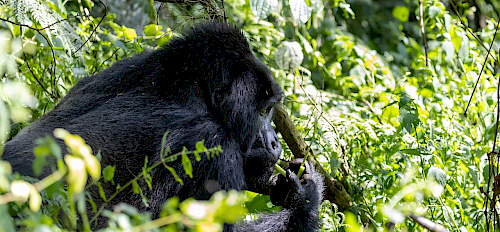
[3, 21, 323, 231]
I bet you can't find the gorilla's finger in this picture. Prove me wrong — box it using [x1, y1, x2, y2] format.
[286, 169, 302, 191]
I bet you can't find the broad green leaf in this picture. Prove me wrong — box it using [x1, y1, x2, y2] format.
[458, 31, 470, 59]
[32, 153, 47, 177]
[429, 6, 441, 18]
[401, 112, 420, 133]
[398, 95, 411, 108]
[469, 165, 480, 187]
[392, 6, 409, 22]
[249, 0, 278, 20]
[144, 24, 163, 37]
[381, 104, 399, 120]
[428, 166, 447, 187]
[275, 41, 304, 71]
[345, 212, 363, 232]
[103, 165, 116, 181]
[0, 204, 15, 232]
[194, 140, 206, 161]
[289, 0, 312, 24]
[442, 41, 455, 62]
[483, 164, 499, 184]
[420, 88, 433, 98]
[450, 25, 461, 52]
[123, 27, 137, 41]
[329, 157, 340, 175]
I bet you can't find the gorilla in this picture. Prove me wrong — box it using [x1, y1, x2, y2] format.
[2, 21, 323, 231]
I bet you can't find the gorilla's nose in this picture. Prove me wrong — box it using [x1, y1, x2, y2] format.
[266, 130, 282, 159]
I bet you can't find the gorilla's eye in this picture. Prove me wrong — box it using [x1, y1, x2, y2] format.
[261, 105, 273, 116]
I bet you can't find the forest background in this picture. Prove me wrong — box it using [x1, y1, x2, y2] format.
[0, 0, 499, 231]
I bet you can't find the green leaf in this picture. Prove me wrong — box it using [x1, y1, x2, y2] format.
[0, 204, 15, 232]
[32, 154, 46, 177]
[429, 6, 441, 18]
[275, 41, 304, 72]
[132, 179, 141, 194]
[381, 104, 399, 120]
[103, 165, 116, 181]
[345, 212, 363, 232]
[97, 182, 107, 201]
[450, 25, 462, 52]
[420, 88, 433, 98]
[144, 24, 162, 37]
[428, 166, 447, 187]
[398, 95, 411, 108]
[401, 112, 420, 133]
[194, 140, 206, 161]
[182, 152, 193, 178]
[245, 194, 278, 213]
[442, 41, 455, 62]
[469, 165, 480, 187]
[392, 6, 409, 22]
[483, 164, 499, 184]
[400, 149, 420, 155]
[160, 131, 169, 157]
[289, 0, 312, 24]
[166, 165, 184, 185]
[250, 0, 278, 19]
[329, 158, 339, 175]
[123, 27, 137, 41]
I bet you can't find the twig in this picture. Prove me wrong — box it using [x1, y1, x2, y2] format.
[76, 0, 107, 53]
[409, 214, 450, 232]
[23, 54, 56, 100]
[449, 0, 500, 66]
[464, 20, 500, 115]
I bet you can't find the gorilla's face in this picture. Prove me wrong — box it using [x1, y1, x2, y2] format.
[191, 29, 283, 192]
[216, 55, 283, 192]
[214, 54, 282, 153]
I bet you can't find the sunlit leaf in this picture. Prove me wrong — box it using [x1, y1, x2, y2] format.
[428, 166, 447, 187]
[249, 0, 278, 20]
[275, 41, 304, 71]
[392, 6, 409, 22]
[289, 0, 312, 24]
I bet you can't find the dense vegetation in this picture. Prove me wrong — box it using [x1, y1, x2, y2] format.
[0, 0, 499, 231]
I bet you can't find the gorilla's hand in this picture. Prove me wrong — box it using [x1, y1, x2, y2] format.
[269, 161, 323, 213]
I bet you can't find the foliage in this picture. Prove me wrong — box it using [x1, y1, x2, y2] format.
[1, 0, 500, 231]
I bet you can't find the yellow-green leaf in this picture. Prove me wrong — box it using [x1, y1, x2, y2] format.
[144, 24, 163, 37]
[28, 190, 41, 212]
[166, 165, 184, 185]
[123, 27, 137, 41]
[392, 6, 409, 22]
[182, 153, 193, 178]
